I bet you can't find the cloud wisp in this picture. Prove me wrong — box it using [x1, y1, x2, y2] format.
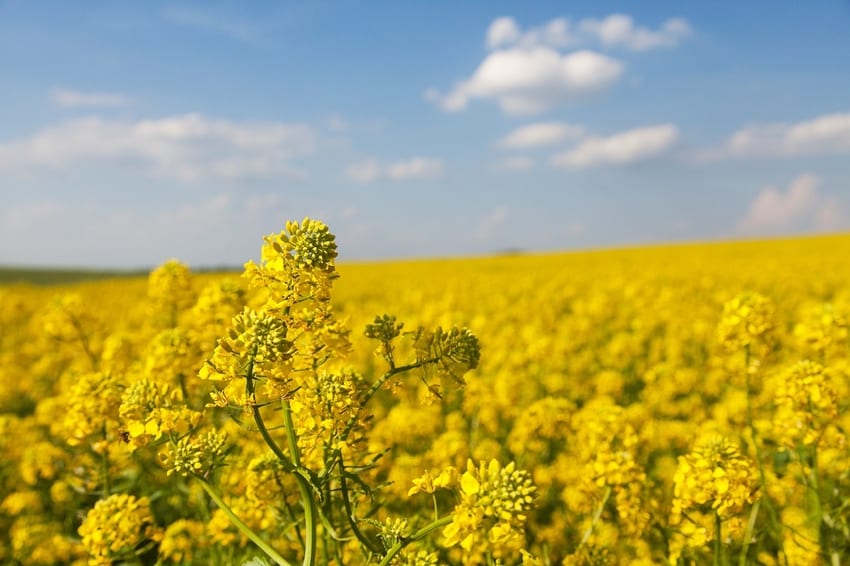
[496, 122, 585, 150]
[698, 112, 850, 161]
[551, 123, 679, 169]
[738, 174, 845, 235]
[346, 157, 444, 184]
[579, 14, 692, 52]
[51, 88, 134, 109]
[487, 14, 692, 52]
[0, 113, 316, 182]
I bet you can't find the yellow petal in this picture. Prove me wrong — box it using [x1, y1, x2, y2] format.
[460, 472, 480, 495]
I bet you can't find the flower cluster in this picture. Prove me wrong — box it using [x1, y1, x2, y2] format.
[440, 459, 536, 560]
[162, 431, 229, 478]
[119, 378, 202, 447]
[716, 291, 774, 353]
[771, 360, 839, 447]
[199, 307, 294, 403]
[670, 436, 759, 560]
[78, 494, 162, 565]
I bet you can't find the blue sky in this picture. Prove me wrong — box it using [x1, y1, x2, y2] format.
[1, 1, 850, 268]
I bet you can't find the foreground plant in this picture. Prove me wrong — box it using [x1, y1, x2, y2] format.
[154, 218, 531, 565]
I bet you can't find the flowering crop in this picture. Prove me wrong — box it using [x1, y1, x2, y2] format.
[1, 226, 850, 565]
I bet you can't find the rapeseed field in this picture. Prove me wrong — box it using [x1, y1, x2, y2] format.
[1, 219, 849, 565]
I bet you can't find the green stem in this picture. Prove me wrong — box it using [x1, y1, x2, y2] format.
[738, 499, 760, 566]
[245, 348, 290, 466]
[341, 357, 440, 441]
[337, 452, 382, 554]
[580, 486, 611, 546]
[810, 448, 838, 564]
[714, 512, 723, 566]
[282, 401, 302, 467]
[101, 425, 111, 496]
[743, 346, 766, 486]
[282, 400, 317, 566]
[377, 516, 452, 566]
[195, 476, 293, 566]
[67, 310, 99, 370]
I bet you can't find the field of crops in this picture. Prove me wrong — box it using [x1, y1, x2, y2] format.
[1, 219, 849, 565]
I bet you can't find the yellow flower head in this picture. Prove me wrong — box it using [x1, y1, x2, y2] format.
[199, 307, 293, 386]
[717, 292, 774, 352]
[772, 360, 839, 446]
[672, 436, 759, 520]
[78, 494, 161, 563]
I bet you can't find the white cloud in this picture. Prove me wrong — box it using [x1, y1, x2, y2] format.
[432, 47, 623, 115]
[496, 122, 585, 149]
[0, 113, 315, 182]
[493, 156, 534, 172]
[346, 157, 444, 184]
[485, 14, 691, 52]
[551, 123, 679, 168]
[431, 14, 692, 115]
[702, 113, 850, 160]
[738, 174, 846, 234]
[51, 88, 133, 108]
[346, 160, 382, 184]
[488, 17, 576, 50]
[487, 17, 522, 49]
[579, 14, 692, 51]
[386, 157, 443, 180]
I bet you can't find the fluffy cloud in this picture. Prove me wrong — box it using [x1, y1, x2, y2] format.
[487, 17, 574, 50]
[738, 174, 845, 234]
[579, 14, 692, 51]
[700, 113, 850, 161]
[431, 14, 691, 115]
[551, 123, 678, 168]
[346, 157, 443, 184]
[496, 122, 585, 149]
[431, 47, 623, 115]
[0, 113, 315, 182]
[486, 17, 522, 49]
[485, 14, 691, 52]
[51, 88, 134, 108]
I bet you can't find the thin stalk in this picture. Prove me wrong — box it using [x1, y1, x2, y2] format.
[580, 486, 611, 546]
[377, 516, 453, 566]
[67, 311, 99, 370]
[283, 400, 318, 566]
[195, 476, 293, 566]
[338, 452, 382, 554]
[744, 346, 766, 487]
[810, 449, 838, 565]
[341, 357, 440, 441]
[738, 500, 761, 566]
[714, 512, 723, 566]
[101, 425, 111, 496]
[742, 345, 781, 541]
[245, 347, 290, 466]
